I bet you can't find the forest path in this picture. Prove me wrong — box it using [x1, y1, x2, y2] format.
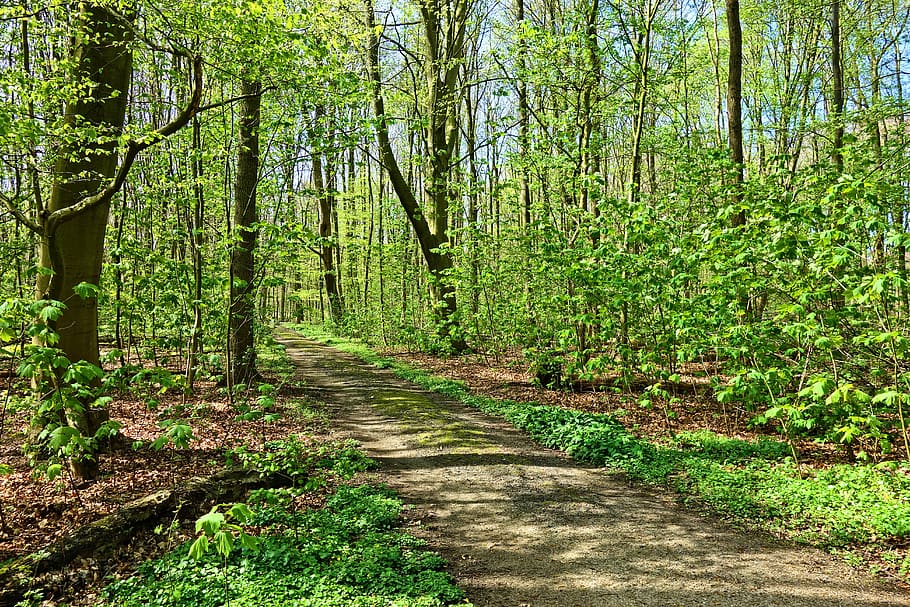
[274, 330, 909, 607]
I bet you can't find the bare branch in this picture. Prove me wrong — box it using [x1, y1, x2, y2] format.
[199, 85, 278, 113]
[0, 192, 42, 236]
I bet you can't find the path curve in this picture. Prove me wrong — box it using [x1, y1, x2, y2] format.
[276, 331, 910, 607]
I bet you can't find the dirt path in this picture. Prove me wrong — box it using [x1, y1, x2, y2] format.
[275, 331, 910, 607]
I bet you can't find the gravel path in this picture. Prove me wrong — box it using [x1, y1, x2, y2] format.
[276, 331, 910, 607]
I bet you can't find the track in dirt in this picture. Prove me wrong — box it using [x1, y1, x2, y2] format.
[275, 331, 910, 607]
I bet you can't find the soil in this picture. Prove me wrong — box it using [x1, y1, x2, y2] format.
[0, 370, 328, 605]
[275, 330, 910, 607]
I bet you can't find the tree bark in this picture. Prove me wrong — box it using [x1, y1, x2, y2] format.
[186, 116, 205, 388]
[36, 4, 133, 366]
[33, 3, 134, 480]
[831, 0, 845, 172]
[229, 80, 261, 387]
[516, 0, 532, 226]
[311, 110, 344, 325]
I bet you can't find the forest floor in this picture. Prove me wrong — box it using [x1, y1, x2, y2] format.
[275, 330, 910, 607]
[1, 329, 909, 605]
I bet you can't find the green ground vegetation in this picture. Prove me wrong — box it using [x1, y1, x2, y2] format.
[97, 437, 469, 607]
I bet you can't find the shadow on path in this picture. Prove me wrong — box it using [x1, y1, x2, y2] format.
[275, 331, 910, 607]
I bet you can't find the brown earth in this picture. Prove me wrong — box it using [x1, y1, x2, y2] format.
[276, 329, 910, 607]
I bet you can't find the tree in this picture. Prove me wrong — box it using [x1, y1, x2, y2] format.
[726, 0, 745, 229]
[1, 3, 202, 479]
[229, 79, 262, 387]
[310, 106, 345, 325]
[830, 0, 844, 172]
[364, 0, 471, 350]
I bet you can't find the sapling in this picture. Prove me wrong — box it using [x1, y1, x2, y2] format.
[188, 502, 259, 606]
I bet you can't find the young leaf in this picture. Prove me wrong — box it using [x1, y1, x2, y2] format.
[196, 508, 225, 535]
[188, 535, 210, 561]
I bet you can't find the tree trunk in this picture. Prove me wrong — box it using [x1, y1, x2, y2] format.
[726, 0, 745, 227]
[364, 0, 468, 350]
[831, 0, 845, 172]
[311, 113, 344, 324]
[229, 80, 261, 387]
[34, 4, 135, 480]
[516, 0, 532, 226]
[580, 0, 601, 216]
[186, 116, 205, 388]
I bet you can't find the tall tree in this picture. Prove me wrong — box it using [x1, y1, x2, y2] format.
[228, 79, 262, 387]
[364, 0, 470, 350]
[830, 0, 845, 172]
[726, 0, 745, 227]
[311, 107, 344, 324]
[1, 3, 202, 479]
[515, 0, 532, 226]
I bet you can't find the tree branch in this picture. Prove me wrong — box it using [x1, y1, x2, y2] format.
[46, 55, 204, 236]
[198, 85, 277, 113]
[0, 192, 42, 236]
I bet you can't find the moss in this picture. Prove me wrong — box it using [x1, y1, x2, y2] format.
[371, 390, 495, 452]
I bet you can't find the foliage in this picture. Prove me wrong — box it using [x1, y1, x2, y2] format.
[2, 297, 118, 477]
[100, 485, 470, 607]
[229, 435, 376, 489]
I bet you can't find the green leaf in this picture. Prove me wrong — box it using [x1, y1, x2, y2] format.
[238, 532, 260, 551]
[228, 502, 254, 523]
[39, 302, 65, 322]
[872, 390, 899, 406]
[72, 282, 101, 299]
[214, 530, 234, 557]
[188, 535, 210, 561]
[196, 509, 224, 536]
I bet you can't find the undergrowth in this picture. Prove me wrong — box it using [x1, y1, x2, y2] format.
[290, 324, 910, 580]
[100, 485, 467, 607]
[97, 365, 470, 607]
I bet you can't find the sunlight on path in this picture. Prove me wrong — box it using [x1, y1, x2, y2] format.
[275, 331, 910, 607]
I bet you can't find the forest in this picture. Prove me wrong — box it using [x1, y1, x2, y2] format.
[2, 0, 910, 604]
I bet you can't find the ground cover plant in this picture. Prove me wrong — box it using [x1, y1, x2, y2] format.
[293, 325, 910, 584]
[1, 332, 470, 606]
[99, 484, 469, 607]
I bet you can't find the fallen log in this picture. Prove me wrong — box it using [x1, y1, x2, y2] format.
[0, 468, 289, 605]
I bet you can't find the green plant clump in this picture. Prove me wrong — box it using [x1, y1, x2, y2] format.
[229, 435, 377, 489]
[100, 485, 469, 607]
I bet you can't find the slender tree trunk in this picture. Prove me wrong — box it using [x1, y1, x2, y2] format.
[228, 80, 261, 387]
[516, 0, 532, 226]
[311, 112, 344, 325]
[186, 116, 205, 388]
[726, 0, 746, 227]
[580, 0, 601, 216]
[831, 0, 845, 172]
[364, 0, 468, 350]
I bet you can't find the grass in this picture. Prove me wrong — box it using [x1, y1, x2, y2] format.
[289, 323, 910, 581]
